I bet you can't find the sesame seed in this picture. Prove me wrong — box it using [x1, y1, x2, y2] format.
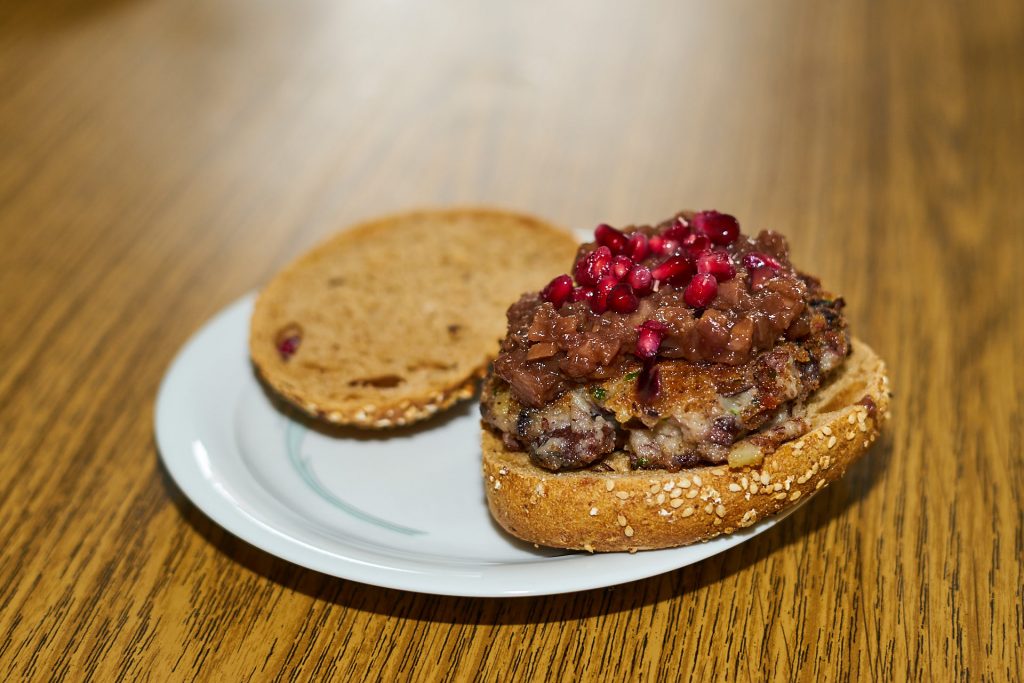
[606, 480, 615, 491]
[822, 426, 832, 436]
[499, 467, 508, 475]
[761, 473, 771, 485]
[793, 441, 804, 451]
[682, 507, 695, 517]
[816, 479, 826, 490]
[656, 493, 666, 504]
[790, 490, 802, 501]
[663, 482, 675, 492]
[847, 432, 856, 441]
[797, 474, 807, 484]
[670, 498, 684, 508]
[774, 482, 783, 492]
[589, 507, 598, 516]
[704, 503, 714, 514]
[741, 477, 749, 490]
[728, 483, 742, 492]
[583, 543, 594, 553]
[713, 518, 722, 526]
[670, 488, 683, 499]
[494, 481, 501, 490]
[711, 468, 725, 477]
[617, 515, 627, 527]
[624, 526, 634, 537]
[750, 484, 759, 494]
[616, 491, 629, 500]
[827, 436, 837, 449]
[863, 440, 870, 447]
[848, 413, 857, 424]
[774, 492, 787, 500]
[680, 478, 691, 488]
[649, 483, 661, 494]
[715, 504, 726, 518]
[535, 483, 546, 496]
[686, 489, 699, 499]
[693, 475, 703, 486]
[725, 527, 735, 534]
[859, 422, 868, 433]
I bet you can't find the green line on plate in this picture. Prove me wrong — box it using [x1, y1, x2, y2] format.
[285, 420, 427, 536]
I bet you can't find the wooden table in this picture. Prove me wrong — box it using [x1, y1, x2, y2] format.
[2, 0, 1020, 679]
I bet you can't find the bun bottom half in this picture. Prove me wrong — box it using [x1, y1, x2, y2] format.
[482, 339, 890, 552]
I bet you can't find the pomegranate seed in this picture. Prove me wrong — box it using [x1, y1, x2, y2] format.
[650, 256, 694, 282]
[648, 235, 681, 256]
[627, 264, 653, 295]
[574, 246, 613, 286]
[684, 273, 718, 308]
[742, 251, 783, 271]
[541, 274, 574, 308]
[611, 255, 634, 281]
[608, 283, 639, 313]
[663, 220, 690, 242]
[697, 250, 736, 281]
[692, 210, 740, 245]
[594, 224, 627, 254]
[749, 265, 776, 291]
[681, 233, 710, 257]
[635, 320, 666, 359]
[277, 335, 301, 360]
[590, 275, 619, 314]
[571, 286, 594, 303]
[626, 232, 649, 261]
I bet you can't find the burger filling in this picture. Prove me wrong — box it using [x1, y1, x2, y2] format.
[480, 211, 851, 472]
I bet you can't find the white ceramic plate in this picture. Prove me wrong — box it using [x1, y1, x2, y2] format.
[155, 294, 806, 597]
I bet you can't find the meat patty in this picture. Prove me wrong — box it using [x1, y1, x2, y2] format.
[481, 298, 849, 471]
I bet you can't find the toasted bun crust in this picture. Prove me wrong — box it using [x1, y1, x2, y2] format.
[483, 338, 890, 552]
[251, 208, 577, 428]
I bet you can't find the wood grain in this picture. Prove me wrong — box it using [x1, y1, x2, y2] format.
[1, 0, 1021, 680]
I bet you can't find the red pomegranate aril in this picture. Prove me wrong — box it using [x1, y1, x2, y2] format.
[627, 264, 653, 295]
[651, 256, 694, 282]
[574, 245, 613, 286]
[684, 272, 718, 308]
[749, 265, 776, 291]
[697, 250, 736, 281]
[611, 255, 634, 281]
[663, 220, 690, 242]
[681, 233, 710, 257]
[277, 335, 301, 360]
[540, 274, 574, 307]
[589, 275, 619, 314]
[692, 210, 740, 245]
[742, 251, 783, 271]
[594, 224, 628, 254]
[607, 283, 639, 313]
[571, 286, 594, 303]
[626, 232, 649, 261]
[635, 320, 666, 359]
[648, 235, 681, 256]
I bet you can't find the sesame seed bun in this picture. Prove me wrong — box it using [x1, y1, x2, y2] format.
[250, 208, 577, 428]
[482, 338, 890, 552]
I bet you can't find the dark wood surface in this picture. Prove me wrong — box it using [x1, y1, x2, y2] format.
[1, 0, 1021, 679]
